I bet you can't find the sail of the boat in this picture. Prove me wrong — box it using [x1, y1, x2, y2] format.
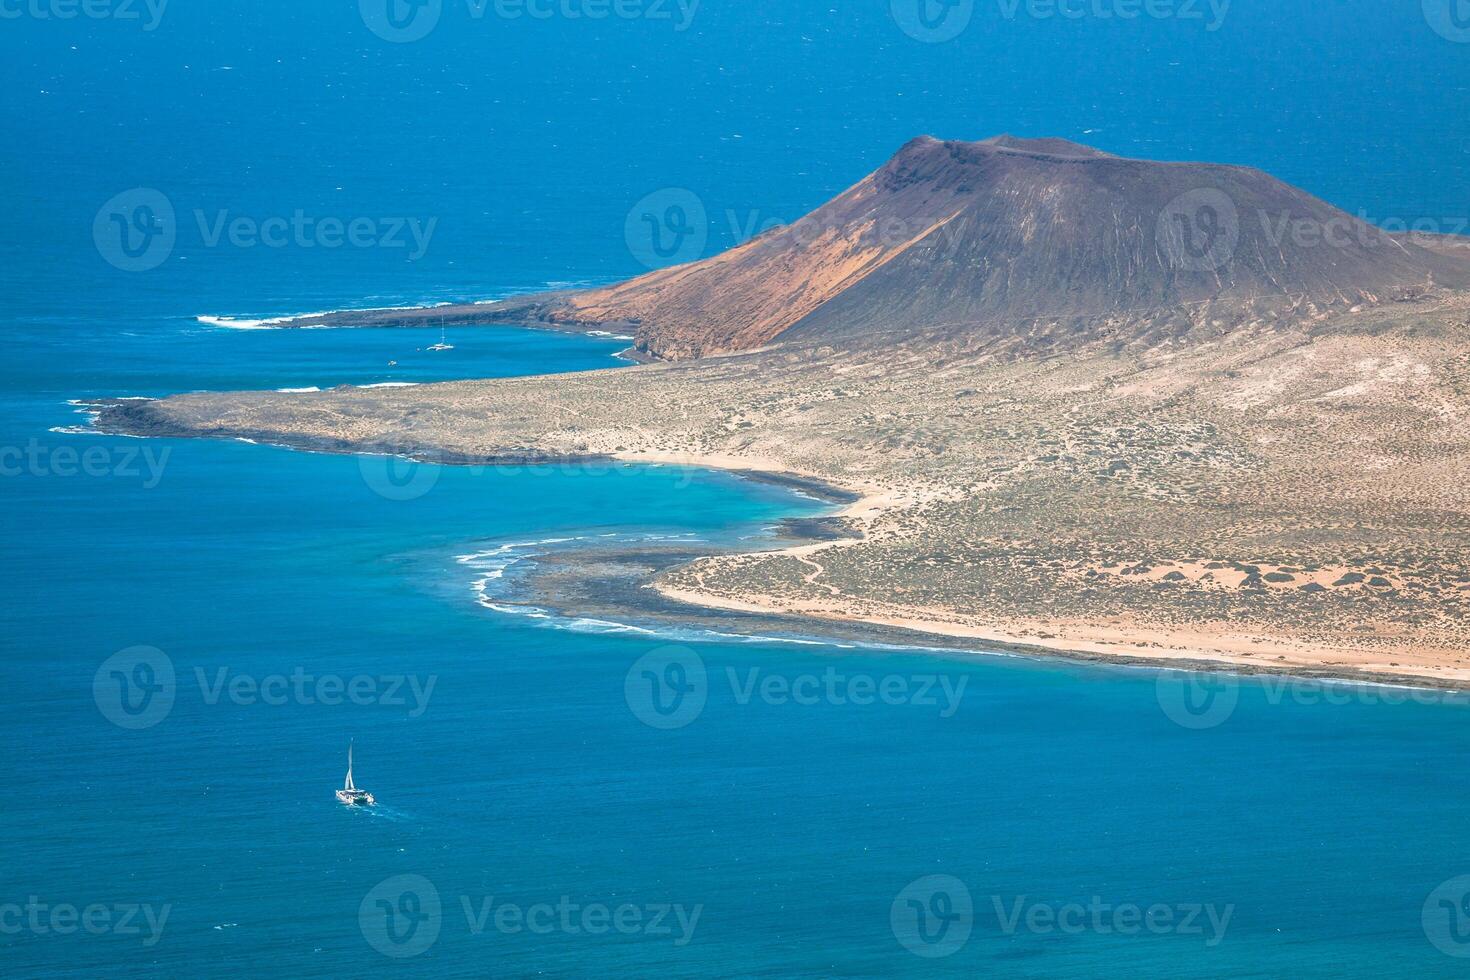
[345, 741, 356, 791]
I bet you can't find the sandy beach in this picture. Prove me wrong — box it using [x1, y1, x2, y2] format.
[615, 449, 1470, 689]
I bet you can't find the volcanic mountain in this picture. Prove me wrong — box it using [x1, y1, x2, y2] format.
[280, 135, 1470, 359]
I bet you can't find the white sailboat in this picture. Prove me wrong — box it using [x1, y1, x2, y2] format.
[335, 741, 376, 806]
[426, 325, 453, 351]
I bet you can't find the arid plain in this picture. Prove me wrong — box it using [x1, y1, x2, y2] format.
[95, 291, 1470, 684]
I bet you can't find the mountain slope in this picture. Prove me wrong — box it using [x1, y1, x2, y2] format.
[573, 134, 1470, 357]
[782, 136, 1470, 348]
[274, 135, 1470, 359]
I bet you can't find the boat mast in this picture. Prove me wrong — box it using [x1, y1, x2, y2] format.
[345, 741, 356, 791]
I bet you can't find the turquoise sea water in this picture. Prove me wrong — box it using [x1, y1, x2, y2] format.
[8, 319, 1470, 980]
[5, 2, 1470, 976]
[10, 318, 1470, 980]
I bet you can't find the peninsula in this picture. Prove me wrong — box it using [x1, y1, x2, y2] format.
[95, 137, 1470, 683]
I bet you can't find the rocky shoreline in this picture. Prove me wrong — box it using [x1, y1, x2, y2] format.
[82, 394, 1470, 695]
[476, 509, 1470, 696]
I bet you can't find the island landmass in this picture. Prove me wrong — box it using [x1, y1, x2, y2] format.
[93, 137, 1470, 685]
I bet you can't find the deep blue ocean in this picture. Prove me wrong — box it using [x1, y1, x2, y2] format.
[4, 2, 1470, 976]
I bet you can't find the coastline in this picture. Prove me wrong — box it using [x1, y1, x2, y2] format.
[85, 401, 1470, 693]
[198, 301, 658, 363]
[206, 293, 648, 343]
[475, 492, 1470, 695]
[612, 450, 1470, 692]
